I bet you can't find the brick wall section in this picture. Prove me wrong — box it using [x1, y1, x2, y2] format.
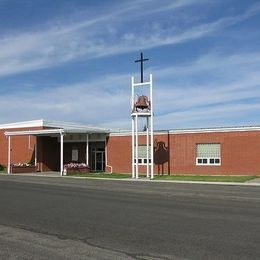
[106, 136, 131, 173]
[106, 133, 170, 174]
[107, 130, 260, 175]
[0, 126, 60, 171]
[2, 125, 260, 175]
[170, 131, 260, 175]
[37, 136, 60, 171]
[0, 127, 44, 167]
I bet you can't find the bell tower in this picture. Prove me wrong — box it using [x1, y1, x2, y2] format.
[131, 52, 154, 179]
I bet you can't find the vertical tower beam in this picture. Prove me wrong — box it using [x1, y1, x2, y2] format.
[132, 116, 135, 178]
[131, 76, 135, 178]
[146, 117, 149, 178]
[150, 74, 154, 179]
[135, 114, 139, 179]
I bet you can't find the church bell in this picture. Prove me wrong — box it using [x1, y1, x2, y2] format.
[135, 95, 150, 111]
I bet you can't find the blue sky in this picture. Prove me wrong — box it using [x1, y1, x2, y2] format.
[0, 0, 260, 130]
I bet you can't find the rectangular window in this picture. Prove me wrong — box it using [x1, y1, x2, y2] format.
[72, 147, 79, 161]
[196, 143, 221, 166]
[134, 145, 151, 165]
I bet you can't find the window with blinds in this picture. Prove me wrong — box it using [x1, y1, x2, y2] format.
[134, 145, 151, 165]
[196, 143, 221, 165]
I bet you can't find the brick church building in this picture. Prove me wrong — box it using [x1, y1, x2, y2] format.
[1, 119, 260, 176]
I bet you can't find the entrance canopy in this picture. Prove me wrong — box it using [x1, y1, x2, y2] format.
[5, 125, 110, 176]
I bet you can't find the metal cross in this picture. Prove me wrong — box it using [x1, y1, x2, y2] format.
[135, 52, 149, 83]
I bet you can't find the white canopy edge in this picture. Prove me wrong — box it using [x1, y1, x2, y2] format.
[5, 128, 109, 137]
[5, 129, 64, 136]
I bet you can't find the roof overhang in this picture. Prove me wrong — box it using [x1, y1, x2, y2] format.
[4, 128, 109, 137]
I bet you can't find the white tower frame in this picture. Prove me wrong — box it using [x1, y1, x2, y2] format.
[131, 74, 154, 179]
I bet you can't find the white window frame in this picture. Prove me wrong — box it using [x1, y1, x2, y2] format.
[196, 157, 221, 166]
[72, 147, 79, 162]
[196, 143, 221, 166]
[134, 158, 151, 165]
[134, 145, 151, 165]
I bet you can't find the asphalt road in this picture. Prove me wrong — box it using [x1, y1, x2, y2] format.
[0, 175, 259, 260]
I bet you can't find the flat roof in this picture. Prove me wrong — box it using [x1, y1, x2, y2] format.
[2, 119, 260, 136]
[0, 119, 110, 133]
[110, 125, 260, 136]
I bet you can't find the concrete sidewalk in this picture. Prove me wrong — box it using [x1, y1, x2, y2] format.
[6, 172, 260, 187]
[246, 177, 260, 184]
[10, 172, 60, 177]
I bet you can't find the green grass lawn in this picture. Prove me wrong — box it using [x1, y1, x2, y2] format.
[154, 175, 257, 183]
[65, 173, 257, 182]
[66, 173, 131, 179]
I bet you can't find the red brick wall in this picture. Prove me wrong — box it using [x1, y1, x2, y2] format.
[0, 127, 44, 167]
[106, 133, 170, 175]
[37, 136, 60, 171]
[106, 136, 131, 173]
[0, 126, 60, 171]
[107, 131, 260, 175]
[2, 126, 260, 175]
[170, 132, 260, 175]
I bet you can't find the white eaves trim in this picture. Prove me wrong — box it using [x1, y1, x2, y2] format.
[169, 125, 260, 134]
[110, 125, 260, 136]
[5, 129, 64, 136]
[109, 131, 169, 137]
[5, 128, 110, 137]
[0, 119, 110, 133]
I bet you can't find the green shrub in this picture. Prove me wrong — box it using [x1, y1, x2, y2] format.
[0, 164, 5, 171]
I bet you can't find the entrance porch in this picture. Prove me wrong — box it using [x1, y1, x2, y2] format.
[5, 128, 109, 176]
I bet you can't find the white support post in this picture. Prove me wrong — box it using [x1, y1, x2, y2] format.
[86, 134, 89, 166]
[146, 117, 149, 178]
[135, 114, 138, 179]
[131, 76, 135, 111]
[35, 137, 37, 166]
[28, 135, 31, 149]
[131, 76, 135, 179]
[132, 116, 135, 178]
[60, 133, 64, 176]
[150, 74, 154, 179]
[7, 136, 11, 174]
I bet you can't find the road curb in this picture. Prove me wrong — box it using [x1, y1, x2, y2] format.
[3, 173, 260, 187]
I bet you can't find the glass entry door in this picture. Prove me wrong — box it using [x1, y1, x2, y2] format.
[89, 142, 106, 172]
[92, 151, 105, 172]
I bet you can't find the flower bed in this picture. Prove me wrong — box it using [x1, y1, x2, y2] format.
[64, 163, 90, 175]
[11, 163, 37, 174]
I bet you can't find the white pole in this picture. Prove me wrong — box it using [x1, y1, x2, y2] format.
[104, 135, 108, 171]
[35, 137, 37, 166]
[146, 117, 149, 178]
[135, 114, 139, 179]
[7, 136, 11, 174]
[131, 76, 135, 112]
[131, 76, 135, 178]
[86, 134, 89, 166]
[150, 74, 154, 179]
[28, 135, 31, 149]
[132, 116, 135, 178]
[60, 133, 64, 176]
